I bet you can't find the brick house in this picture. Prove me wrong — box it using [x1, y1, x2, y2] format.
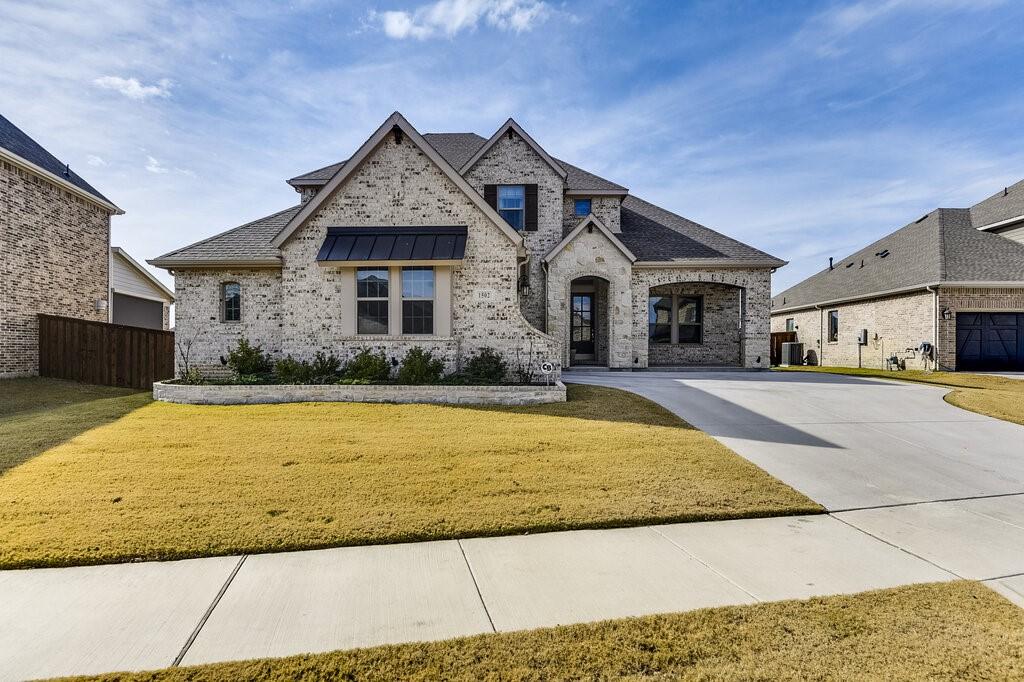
[0, 113, 123, 378]
[771, 180, 1024, 371]
[152, 113, 783, 378]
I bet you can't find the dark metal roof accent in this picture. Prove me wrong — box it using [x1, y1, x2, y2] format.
[317, 226, 468, 263]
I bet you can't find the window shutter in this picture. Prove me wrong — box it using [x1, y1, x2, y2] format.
[484, 184, 497, 210]
[524, 184, 538, 232]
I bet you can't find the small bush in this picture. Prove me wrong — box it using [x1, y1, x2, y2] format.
[274, 356, 313, 385]
[309, 352, 343, 383]
[461, 347, 508, 384]
[179, 367, 205, 385]
[344, 349, 391, 383]
[396, 347, 445, 384]
[226, 338, 273, 379]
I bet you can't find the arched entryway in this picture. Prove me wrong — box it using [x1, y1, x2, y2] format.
[569, 276, 611, 366]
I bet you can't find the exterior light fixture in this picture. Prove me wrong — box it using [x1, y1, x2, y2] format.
[941, 308, 952, 320]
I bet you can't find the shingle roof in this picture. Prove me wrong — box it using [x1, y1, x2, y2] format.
[0, 112, 115, 207]
[771, 202, 1024, 312]
[971, 179, 1024, 228]
[150, 206, 300, 266]
[619, 195, 784, 265]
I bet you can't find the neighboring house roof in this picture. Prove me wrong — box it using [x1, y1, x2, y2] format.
[269, 112, 525, 251]
[620, 195, 785, 266]
[111, 247, 175, 301]
[545, 214, 636, 264]
[0, 112, 121, 213]
[971, 179, 1024, 230]
[156, 113, 776, 269]
[460, 118, 567, 181]
[772, 200, 1024, 313]
[150, 205, 300, 267]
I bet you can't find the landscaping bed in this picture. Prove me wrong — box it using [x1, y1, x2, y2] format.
[0, 379, 818, 569]
[62, 582, 1024, 681]
[776, 366, 1024, 425]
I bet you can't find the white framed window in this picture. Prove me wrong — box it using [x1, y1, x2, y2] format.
[401, 267, 434, 335]
[356, 268, 389, 334]
[498, 185, 525, 230]
[828, 310, 839, 342]
[786, 318, 795, 332]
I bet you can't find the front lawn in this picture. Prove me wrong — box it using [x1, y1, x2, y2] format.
[777, 366, 1024, 425]
[0, 379, 818, 569]
[65, 582, 1024, 681]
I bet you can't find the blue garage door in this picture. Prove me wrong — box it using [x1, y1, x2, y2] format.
[956, 312, 1024, 371]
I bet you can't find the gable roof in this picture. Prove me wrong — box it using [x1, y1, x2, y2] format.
[270, 112, 525, 250]
[0, 112, 121, 213]
[619, 195, 785, 266]
[460, 118, 567, 181]
[545, 213, 636, 264]
[771, 202, 1024, 313]
[972, 178, 1024, 230]
[112, 247, 175, 301]
[150, 205, 299, 268]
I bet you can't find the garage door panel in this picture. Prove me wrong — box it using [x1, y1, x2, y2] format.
[956, 312, 1024, 371]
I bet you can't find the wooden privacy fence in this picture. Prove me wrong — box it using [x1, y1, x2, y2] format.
[38, 314, 175, 389]
[770, 331, 798, 366]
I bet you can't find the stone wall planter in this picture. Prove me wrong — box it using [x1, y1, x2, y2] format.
[153, 380, 567, 406]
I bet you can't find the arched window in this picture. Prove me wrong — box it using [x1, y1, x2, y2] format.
[221, 282, 241, 322]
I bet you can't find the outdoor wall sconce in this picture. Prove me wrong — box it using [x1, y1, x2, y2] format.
[941, 307, 952, 320]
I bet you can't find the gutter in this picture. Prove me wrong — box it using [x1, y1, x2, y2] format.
[148, 258, 283, 271]
[634, 259, 787, 269]
[0, 147, 123, 215]
[975, 214, 1024, 232]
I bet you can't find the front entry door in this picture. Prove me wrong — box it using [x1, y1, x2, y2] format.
[571, 293, 595, 360]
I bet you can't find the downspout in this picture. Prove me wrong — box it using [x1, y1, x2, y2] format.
[926, 285, 938, 371]
[814, 304, 823, 366]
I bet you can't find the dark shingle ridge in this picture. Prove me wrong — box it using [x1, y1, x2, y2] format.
[0, 112, 114, 206]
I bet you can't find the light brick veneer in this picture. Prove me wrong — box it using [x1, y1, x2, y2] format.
[562, 195, 621, 233]
[0, 160, 111, 377]
[464, 131, 564, 331]
[175, 133, 558, 378]
[648, 282, 743, 366]
[937, 287, 1024, 370]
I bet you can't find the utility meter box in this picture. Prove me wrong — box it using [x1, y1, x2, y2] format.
[857, 329, 868, 345]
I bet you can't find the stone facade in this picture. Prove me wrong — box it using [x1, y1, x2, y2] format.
[936, 287, 1024, 370]
[154, 379, 566, 406]
[771, 291, 935, 370]
[464, 131, 564, 330]
[633, 268, 772, 369]
[177, 133, 558, 378]
[0, 159, 111, 377]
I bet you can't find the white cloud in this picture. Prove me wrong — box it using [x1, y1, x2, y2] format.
[86, 154, 106, 166]
[93, 75, 171, 100]
[145, 155, 168, 174]
[375, 0, 548, 39]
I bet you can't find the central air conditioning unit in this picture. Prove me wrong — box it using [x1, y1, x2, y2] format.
[780, 342, 804, 367]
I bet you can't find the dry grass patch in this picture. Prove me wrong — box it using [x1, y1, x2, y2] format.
[64, 582, 1024, 682]
[0, 380, 818, 568]
[776, 366, 1024, 425]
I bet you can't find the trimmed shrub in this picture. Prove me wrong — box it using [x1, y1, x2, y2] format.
[344, 349, 391, 383]
[226, 338, 273, 380]
[309, 352, 343, 383]
[396, 347, 444, 385]
[274, 356, 313, 385]
[461, 347, 508, 384]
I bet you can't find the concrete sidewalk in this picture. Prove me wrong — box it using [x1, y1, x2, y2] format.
[8, 504, 1024, 682]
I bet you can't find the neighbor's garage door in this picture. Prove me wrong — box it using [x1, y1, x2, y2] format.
[956, 312, 1024, 371]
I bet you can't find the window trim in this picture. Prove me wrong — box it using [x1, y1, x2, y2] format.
[786, 318, 795, 332]
[356, 267, 390, 335]
[221, 281, 241, 323]
[497, 184, 526, 231]
[827, 309, 839, 343]
[574, 198, 592, 217]
[648, 293, 704, 345]
[401, 266, 435, 335]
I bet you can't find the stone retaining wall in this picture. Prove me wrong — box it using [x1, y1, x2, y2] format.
[153, 380, 566, 406]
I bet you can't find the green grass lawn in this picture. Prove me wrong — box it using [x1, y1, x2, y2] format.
[61, 582, 1024, 682]
[776, 366, 1024, 425]
[0, 378, 818, 569]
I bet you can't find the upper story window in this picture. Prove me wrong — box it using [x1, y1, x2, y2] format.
[827, 310, 839, 342]
[785, 318, 795, 332]
[356, 268, 389, 335]
[497, 185, 525, 230]
[402, 267, 434, 335]
[648, 294, 704, 344]
[221, 282, 241, 322]
[574, 198, 592, 216]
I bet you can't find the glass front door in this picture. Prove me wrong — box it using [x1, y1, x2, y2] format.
[571, 293, 595, 359]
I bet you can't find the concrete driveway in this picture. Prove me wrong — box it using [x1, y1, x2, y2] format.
[565, 370, 1024, 510]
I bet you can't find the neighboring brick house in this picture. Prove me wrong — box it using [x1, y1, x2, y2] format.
[771, 180, 1024, 371]
[152, 113, 783, 378]
[0, 113, 122, 378]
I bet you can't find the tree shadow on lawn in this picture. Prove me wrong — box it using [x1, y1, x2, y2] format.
[0, 378, 150, 474]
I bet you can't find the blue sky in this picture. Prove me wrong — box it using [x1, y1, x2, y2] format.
[2, 0, 1023, 295]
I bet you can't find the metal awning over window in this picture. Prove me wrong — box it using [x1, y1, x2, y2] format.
[316, 226, 468, 263]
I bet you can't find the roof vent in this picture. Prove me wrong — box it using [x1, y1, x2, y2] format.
[63, 163, 70, 178]
[1005, 187, 1009, 196]
[829, 257, 834, 271]
[860, 259, 864, 268]
[845, 262, 854, 268]
[875, 249, 890, 258]
[915, 213, 928, 223]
